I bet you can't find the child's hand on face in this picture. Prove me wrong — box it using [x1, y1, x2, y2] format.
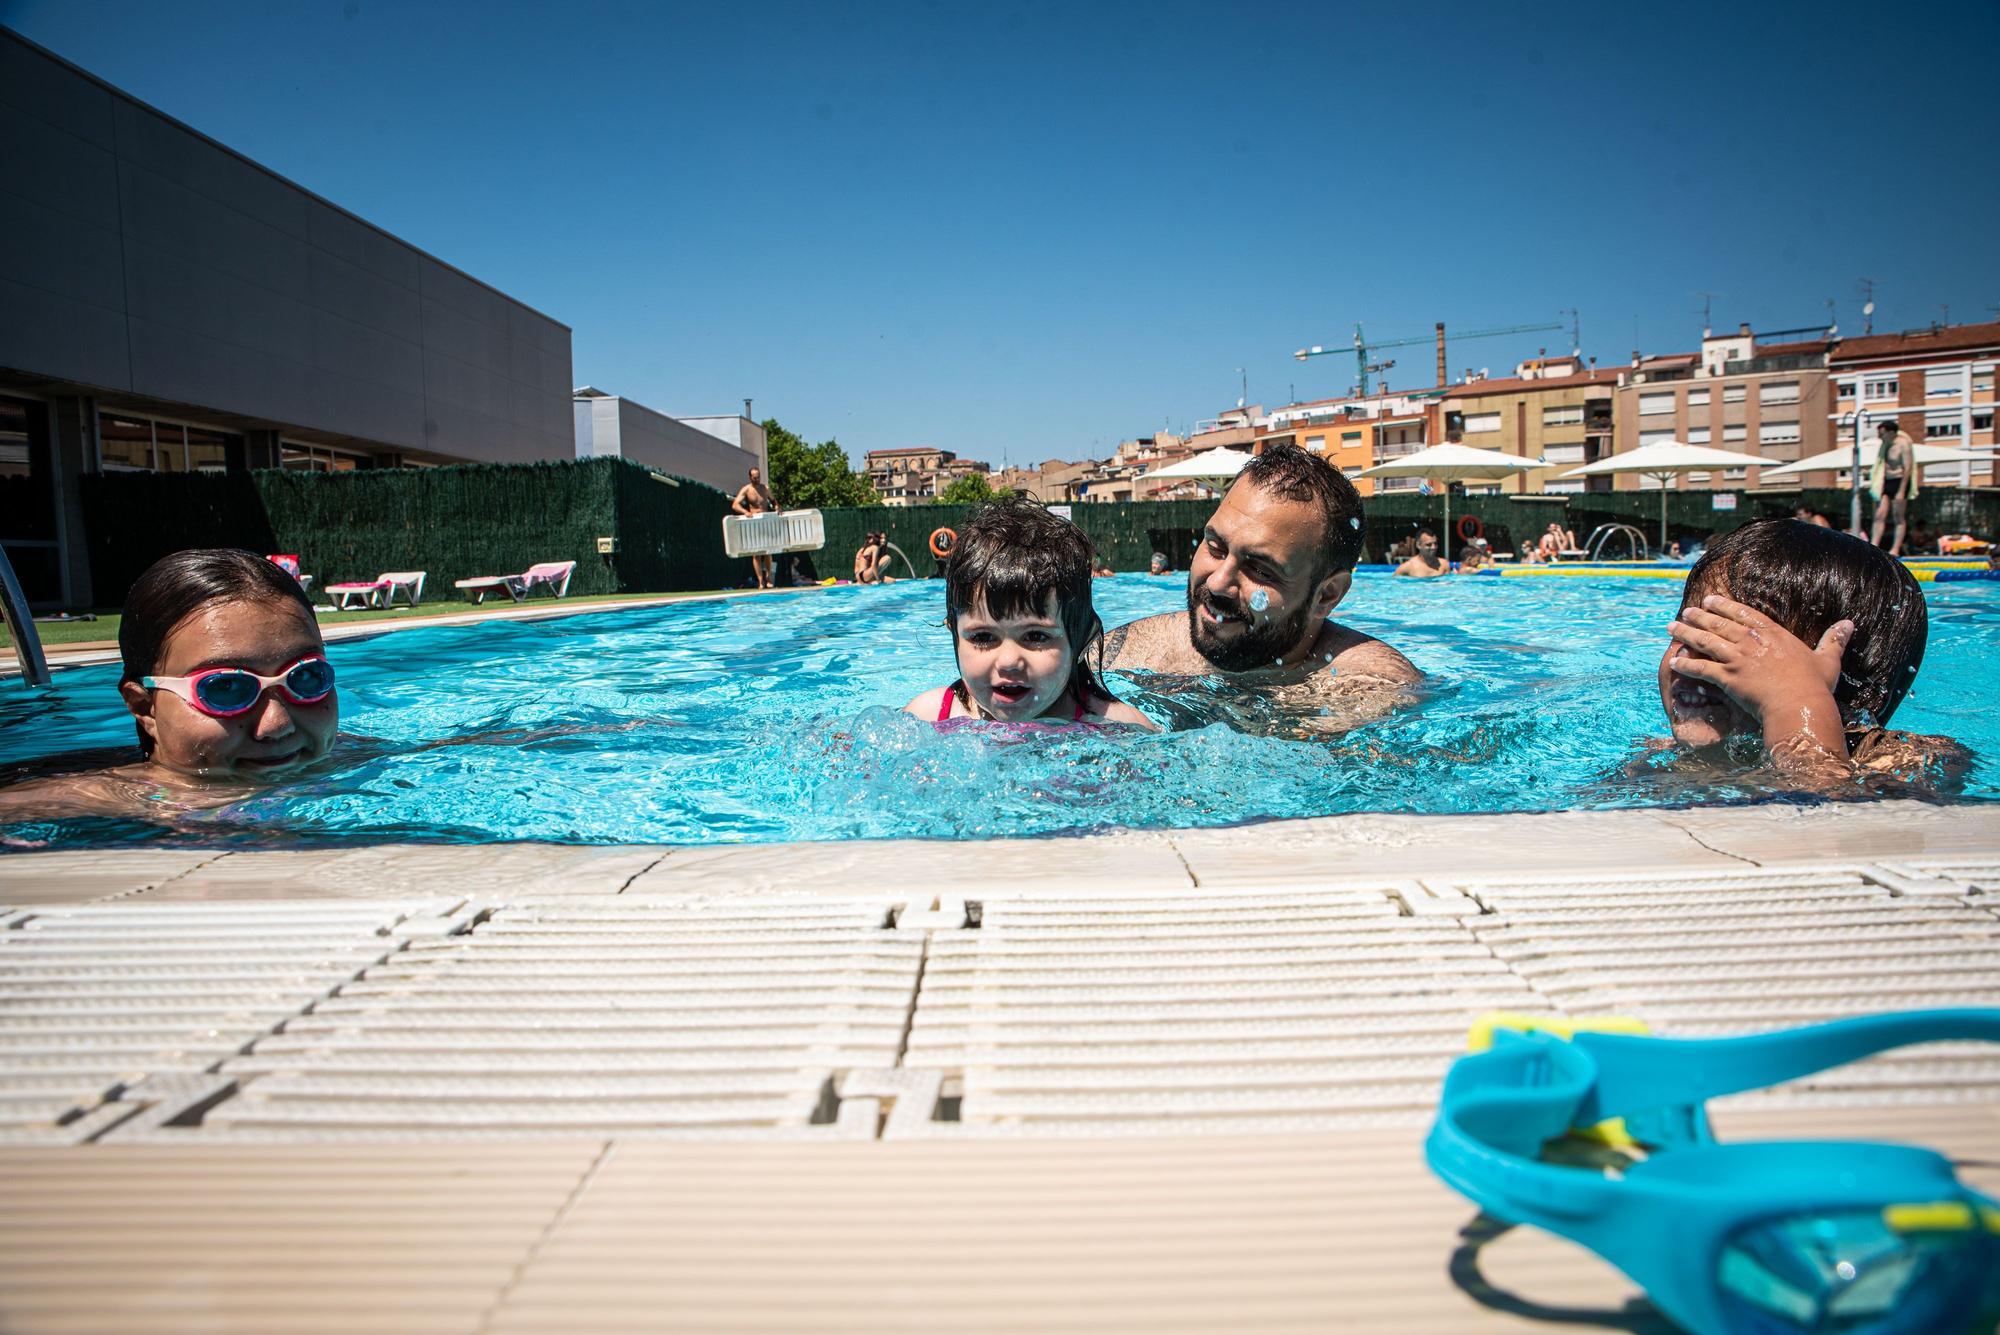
[1668, 595, 1853, 765]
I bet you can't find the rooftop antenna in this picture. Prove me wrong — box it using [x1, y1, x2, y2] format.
[1560, 308, 1581, 356]
[1858, 278, 1876, 333]
[1697, 292, 1716, 336]
[1825, 297, 1838, 337]
[1237, 366, 1247, 409]
[1940, 303, 1950, 327]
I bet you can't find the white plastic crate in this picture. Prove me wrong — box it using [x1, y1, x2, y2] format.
[722, 509, 826, 557]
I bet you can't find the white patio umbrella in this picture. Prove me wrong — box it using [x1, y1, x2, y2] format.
[1359, 443, 1549, 565]
[1562, 440, 1776, 549]
[1756, 438, 1987, 480]
[1136, 446, 1254, 483]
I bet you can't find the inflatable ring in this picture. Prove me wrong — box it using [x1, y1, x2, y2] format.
[1455, 514, 1484, 543]
[929, 527, 957, 559]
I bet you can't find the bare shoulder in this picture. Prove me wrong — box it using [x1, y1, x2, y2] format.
[1853, 729, 1972, 790]
[1318, 622, 1423, 685]
[1101, 612, 1189, 673]
[903, 686, 951, 720]
[1086, 695, 1158, 731]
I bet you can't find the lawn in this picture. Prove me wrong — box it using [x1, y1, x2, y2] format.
[2, 589, 751, 650]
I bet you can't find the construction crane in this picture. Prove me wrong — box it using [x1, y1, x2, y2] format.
[1294, 320, 1568, 397]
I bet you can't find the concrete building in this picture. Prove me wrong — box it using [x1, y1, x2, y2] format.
[996, 459, 1093, 503]
[1257, 390, 1444, 496]
[1440, 359, 1618, 494]
[863, 446, 987, 506]
[0, 27, 575, 606]
[572, 389, 766, 495]
[1613, 325, 1833, 492]
[1826, 321, 1998, 489]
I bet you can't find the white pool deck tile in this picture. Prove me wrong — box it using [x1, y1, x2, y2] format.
[2, 801, 1998, 1330]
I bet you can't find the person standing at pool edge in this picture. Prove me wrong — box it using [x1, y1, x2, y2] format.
[1102, 444, 1420, 693]
[732, 465, 778, 590]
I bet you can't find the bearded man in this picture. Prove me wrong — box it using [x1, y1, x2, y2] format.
[1101, 445, 1419, 716]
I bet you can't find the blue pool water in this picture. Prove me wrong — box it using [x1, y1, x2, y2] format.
[3, 575, 1995, 846]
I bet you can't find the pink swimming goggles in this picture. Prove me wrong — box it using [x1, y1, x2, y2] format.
[141, 656, 336, 717]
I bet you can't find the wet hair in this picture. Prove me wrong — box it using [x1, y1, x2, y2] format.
[119, 549, 319, 755]
[944, 496, 1106, 706]
[1681, 519, 1927, 729]
[1234, 443, 1366, 580]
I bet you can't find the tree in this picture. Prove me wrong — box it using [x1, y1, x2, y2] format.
[763, 419, 879, 508]
[937, 473, 998, 506]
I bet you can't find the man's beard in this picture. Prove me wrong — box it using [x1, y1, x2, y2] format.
[1186, 584, 1316, 672]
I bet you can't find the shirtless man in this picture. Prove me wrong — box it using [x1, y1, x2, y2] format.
[1101, 444, 1420, 726]
[1393, 530, 1447, 578]
[731, 466, 778, 589]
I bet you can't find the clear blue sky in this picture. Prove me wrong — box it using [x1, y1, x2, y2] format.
[7, 0, 1996, 468]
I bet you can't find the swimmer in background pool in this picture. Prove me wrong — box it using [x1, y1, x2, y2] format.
[1101, 444, 1420, 731]
[1647, 519, 1965, 792]
[1392, 530, 1447, 578]
[904, 497, 1153, 729]
[0, 548, 340, 825]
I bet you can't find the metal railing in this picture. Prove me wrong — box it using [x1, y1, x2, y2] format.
[0, 544, 52, 687]
[1583, 523, 1650, 562]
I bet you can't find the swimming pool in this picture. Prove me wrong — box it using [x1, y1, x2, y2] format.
[3, 574, 1995, 846]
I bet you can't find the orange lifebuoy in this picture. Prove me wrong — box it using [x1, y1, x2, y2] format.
[1455, 514, 1483, 543]
[929, 527, 957, 559]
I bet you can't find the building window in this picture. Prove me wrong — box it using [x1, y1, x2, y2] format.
[1638, 392, 1674, 416]
[1975, 374, 1994, 394]
[1834, 381, 1854, 398]
[1864, 377, 1897, 401]
[1925, 419, 1963, 438]
[1685, 427, 1712, 444]
[1340, 430, 1362, 442]
[1974, 412, 1994, 432]
[280, 442, 367, 472]
[1761, 381, 1800, 404]
[1723, 468, 1748, 480]
[1723, 423, 1747, 442]
[1542, 405, 1584, 427]
[1724, 385, 1746, 403]
[1638, 428, 1677, 448]
[1463, 412, 1501, 434]
[1686, 471, 1711, 483]
[97, 412, 237, 472]
[1926, 368, 1966, 398]
[1759, 421, 1800, 445]
[1304, 435, 1326, 452]
[1686, 389, 1711, 408]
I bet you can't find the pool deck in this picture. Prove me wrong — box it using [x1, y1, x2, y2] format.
[2, 800, 1997, 1331]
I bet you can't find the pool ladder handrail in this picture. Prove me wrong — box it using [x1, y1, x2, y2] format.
[1582, 523, 1650, 563]
[0, 543, 51, 688]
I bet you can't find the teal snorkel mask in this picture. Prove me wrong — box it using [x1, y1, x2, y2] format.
[1426, 1009, 2000, 1335]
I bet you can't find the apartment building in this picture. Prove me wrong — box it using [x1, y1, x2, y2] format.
[1826, 321, 1999, 489]
[863, 445, 988, 505]
[1611, 326, 1831, 492]
[1439, 356, 1617, 493]
[1256, 390, 1441, 496]
[995, 458, 1093, 503]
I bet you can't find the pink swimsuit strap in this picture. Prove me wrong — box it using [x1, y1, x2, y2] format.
[938, 682, 1087, 723]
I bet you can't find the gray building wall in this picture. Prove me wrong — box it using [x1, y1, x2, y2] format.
[573, 395, 763, 495]
[0, 27, 573, 463]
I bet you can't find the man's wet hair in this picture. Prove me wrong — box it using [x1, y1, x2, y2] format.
[1234, 443, 1366, 579]
[1682, 519, 1927, 729]
[119, 548, 318, 755]
[945, 495, 1106, 702]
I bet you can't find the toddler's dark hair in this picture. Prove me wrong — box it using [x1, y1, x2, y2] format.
[120, 548, 319, 755]
[1681, 519, 1927, 729]
[944, 496, 1106, 706]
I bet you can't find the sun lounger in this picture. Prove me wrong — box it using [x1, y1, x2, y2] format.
[453, 560, 576, 605]
[321, 571, 427, 611]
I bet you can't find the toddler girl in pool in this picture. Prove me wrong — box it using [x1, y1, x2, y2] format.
[1656, 518, 1963, 788]
[903, 497, 1156, 729]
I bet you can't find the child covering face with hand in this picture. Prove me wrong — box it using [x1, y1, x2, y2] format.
[1658, 519, 1960, 788]
[904, 497, 1154, 729]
